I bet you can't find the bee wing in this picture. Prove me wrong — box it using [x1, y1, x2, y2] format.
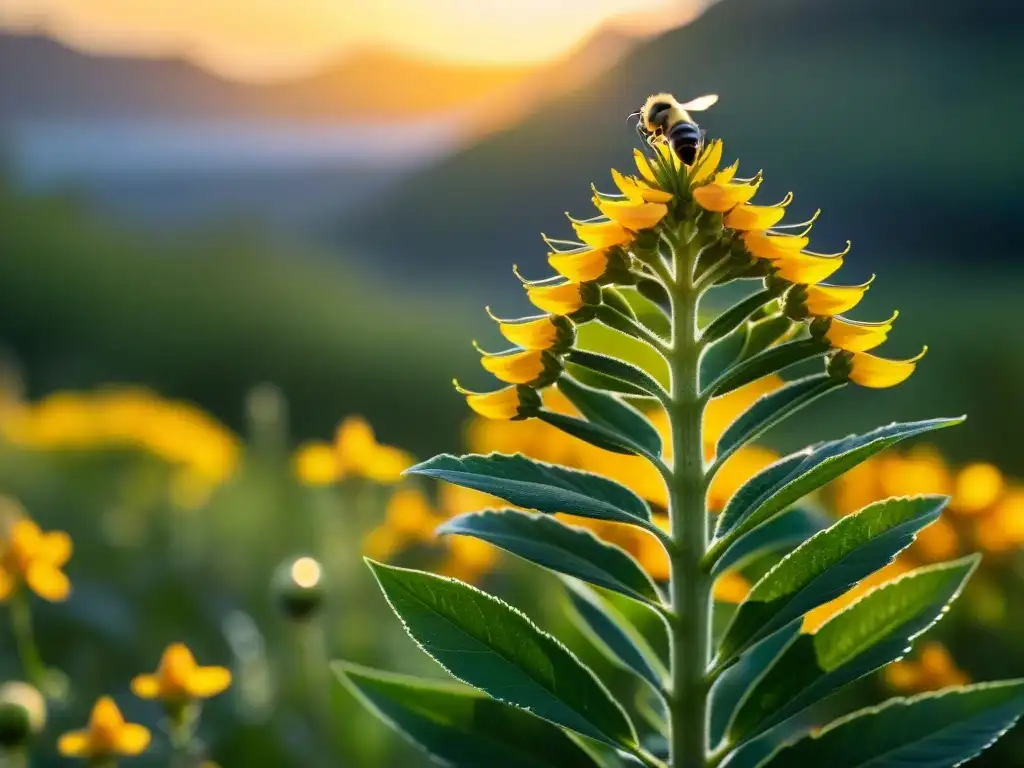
[679, 94, 719, 112]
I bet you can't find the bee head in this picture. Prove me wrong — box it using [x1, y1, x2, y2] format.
[641, 93, 683, 134]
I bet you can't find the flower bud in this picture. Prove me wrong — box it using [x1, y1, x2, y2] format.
[826, 350, 854, 381]
[781, 284, 811, 320]
[273, 556, 325, 622]
[0, 682, 45, 748]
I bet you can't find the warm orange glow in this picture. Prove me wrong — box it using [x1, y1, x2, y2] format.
[0, 0, 699, 81]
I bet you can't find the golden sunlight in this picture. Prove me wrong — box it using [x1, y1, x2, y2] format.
[0, 0, 700, 81]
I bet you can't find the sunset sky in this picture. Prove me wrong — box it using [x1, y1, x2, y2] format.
[0, 0, 701, 81]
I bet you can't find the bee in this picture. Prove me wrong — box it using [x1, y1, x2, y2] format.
[637, 93, 719, 164]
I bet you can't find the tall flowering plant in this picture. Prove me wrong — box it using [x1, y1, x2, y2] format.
[337, 101, 1024, 767]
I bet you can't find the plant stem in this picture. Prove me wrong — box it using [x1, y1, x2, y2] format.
[667, 235, 711, 768]
[9, 592, 47, 692]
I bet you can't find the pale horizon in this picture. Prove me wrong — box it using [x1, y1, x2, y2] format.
[0, 0, 703, 82]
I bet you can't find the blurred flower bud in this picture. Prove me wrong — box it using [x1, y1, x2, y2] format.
[273, 556, 325, 622]
[0, 682, 45, 748]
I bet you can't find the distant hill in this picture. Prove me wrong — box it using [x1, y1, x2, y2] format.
[0, 28, 633, 123]
[339, 0, 1024, 286]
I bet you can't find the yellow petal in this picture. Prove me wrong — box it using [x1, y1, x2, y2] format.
[187, 666, 233, 698]
[633, 149, 657, 183]
[527, 282, 585, 316]
[480, 349, 547, 385]
[714, 161, 738, 184]
[495, 316, 560, 351]
[25, 564, 70, 601]
[57, 730, 93, 757]
[292, 442, 338, 486]
[115, 723, 152, 756]
[90, 696, 126, 731]
[385, 488, 438, 538]
[653, 140, 681, 169]
[824, 314, 897, 353]
[772, 252, 844, 284]
[130, 674, 161, 700]
[692, 178, 762, 213]
[548, 248, 609, 283]
[571, 219, 632, 248]
[10, 518, 42, 554]
[335, 416, 376, 462]
[713, 571, 750, 603]
[594, 198, 667, 232]
[743, 231, 809, 260]
[40, 530, 72, 568]
[159, 643, 199, 691]
[689, 139, 722, 184]
[803, 278, 874, 316]
[611, 168, 673, 203]
[848, 348, 927, 388]
[724, 197, 791, 231]
[455, 383, 527, 421]
[363, 445, 415, 484]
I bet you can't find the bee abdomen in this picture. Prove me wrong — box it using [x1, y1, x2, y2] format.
[667, 121, 701, 164]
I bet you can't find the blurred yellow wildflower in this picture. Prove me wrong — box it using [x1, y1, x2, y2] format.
[1, 388, 239, 485]
[885, 641, 969, 694]
[58, 696, 150, 760]
[131, 643, 232, 704]
[293, 415, 414, 486]
[0, 518, 72, 602]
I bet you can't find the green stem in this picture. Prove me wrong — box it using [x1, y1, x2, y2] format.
[9, 592, 46, 692]
[167, 702, 200, 768]
[667, 235, 711, 768]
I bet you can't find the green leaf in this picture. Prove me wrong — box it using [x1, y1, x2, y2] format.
[700, 323, 749, 390]
[716, 496, 948, 664]
[618, 286, 671, 338]
[566, 364, 650, 397]
[438, 510, 661, 606]
[601, 287, 638, 319]
[557, 377, 663, 459]
[538, 411, 638, 456]
[759, 680, 1024, 768]
[708, 417, 965, 565]
[409, 453, 652, 526]
[702, 288, 779, 345]
[736, 315, 796, 363]
[334, 661, 601, 768]
[564, 581, 666, 693]
[709, 623, 801, 749]
[598, 589, 670, 670]
[711, 506, 830, 576]
[714, 375, 845, 470]
[707, 338, 828, 398]
[368, 560, 637, 749]
[727, 555, 978, 744]
[566, 350, 667, 400]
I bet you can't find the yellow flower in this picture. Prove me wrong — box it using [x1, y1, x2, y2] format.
[384, 488, 440, 539]
[0, 518, 72, 602]
[292, 441, 338, 485]
[953, 463, 1005, 516]
[844, 348, 927, 388]
[478, 348, 556, 386]
[527, 281, 591, 316]
[363, 525, 404, 561]
[440, 536, 501, 583]
[131, 643, 232, 704]
[723, 195, 792, 231]
[571, 219, 632, 248]
[802, 278, 874, 316]
[885, 642, 969, 694]
[689, 139, 724, 185]
[610, 168, 673, 203]
[489, 311, 573, 352]
[633, 148, 658, 184]
[742, 230, 809, 260]
[547, 247, 614, 283]
[820, 312, 898, 353]
[592, 197, 668, 232]
[771, 250, 845, 284]
[911, 516, 960, 562]
[58, 697, 150, 760]
[335, 416, 414, 484]
[714, 161, 739, 184]
[454, 382, 541, 421]
[692, 176, 762, 213]
[714, 571, 751, 603]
